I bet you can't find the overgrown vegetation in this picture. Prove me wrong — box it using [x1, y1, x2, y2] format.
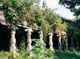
[0, 0, 80, 59]
[60, 0, 80, 50]
[0, 40, 55, 59]
[0, 40, 80, 59]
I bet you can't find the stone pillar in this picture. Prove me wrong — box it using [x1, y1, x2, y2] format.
[58, 33, 62, 51]
[10, 29, 16, 52]
[38, 29, 43, 43]
[65, 35, 68, 50]
[48, 32, 53, 51]
[25, 27, 32, 54]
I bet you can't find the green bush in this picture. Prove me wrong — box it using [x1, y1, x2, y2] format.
[31, 40, 55, 59]
[0, 51, 9, 57]
[17, 39, 55, 59]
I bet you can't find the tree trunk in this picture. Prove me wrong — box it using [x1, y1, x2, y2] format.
[10, 29, 16, 52]
[38, 29, 43, 43]
[48, 32, 53, 51]
[26, 27, 32, 54]
[58, 33, 62, 51]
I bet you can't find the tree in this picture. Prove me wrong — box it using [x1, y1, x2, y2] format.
[67, 26, 80, 50]
[59, 0, 80, 50]
[66, 18, 80, 50]
[59, 0, 80, 16]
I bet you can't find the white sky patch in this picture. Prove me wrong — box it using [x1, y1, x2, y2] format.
[43, 0, 75, 20]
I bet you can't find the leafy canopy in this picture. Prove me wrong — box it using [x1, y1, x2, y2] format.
[0, 0, 38, 25]
[59, 0, 80, 16]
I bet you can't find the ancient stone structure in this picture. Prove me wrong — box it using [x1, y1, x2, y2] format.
[25, 26, 32, 54]
[61, 31, 68, 50]
[38, 28, 44, 44]
[58, 33, 62, 51]
[56, 30, 68, 51]
[10, 28, 16, 52]
[0, 11, 68, 53]
[48, 32, 54, 51]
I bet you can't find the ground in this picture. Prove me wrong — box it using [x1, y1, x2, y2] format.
[0, 50, 80, 59]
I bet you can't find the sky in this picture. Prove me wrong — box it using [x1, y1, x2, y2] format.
[41, 0, 75, 20]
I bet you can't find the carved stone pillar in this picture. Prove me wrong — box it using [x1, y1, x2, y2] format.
[25, 27, 32, 54]
[58, 33, 62, 51]
[38, 29, 43, 43]
[62, 32, 68, 51]
[48, 32, 53, 51]
[10, 29, 16, 52]
[65, 35, 68, 50]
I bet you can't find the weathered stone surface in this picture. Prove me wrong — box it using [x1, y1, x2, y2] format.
[58, 33, 62, 51]
[0, 11, 7, 25]
[25, 26, 32, 54]
[38, 29, 43, 43]
[10, 29, 16, 52]
[48, 32, 53, 51]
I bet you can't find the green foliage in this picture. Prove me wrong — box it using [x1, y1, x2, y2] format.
[11, 39, 55, 59]
[0, 51, 9, 57]
[67, 26, 80, 37]
[67, 18, 80, 39]
[28, 7, 52, 40]
[60, 0, 80, 50]
[75, 18, 80, 29]
[0, 47, 80, 59]
[55, 50, 80, 59]
[59, 0, 80, 16]
[0, 39, 80, 59]
[67, 20, 80, 50]
[17, 39, 55, 59]
[1, 0, 38, 25]
[31, 40, 55, 59]
[0, 0, 65, 42]
[56, 22, 67, 32]
[18, 40, 28, 59]
[41, 17, 51, 39]
[0, 2, 3, 10]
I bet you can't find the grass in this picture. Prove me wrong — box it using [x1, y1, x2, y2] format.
[0, 51, 9, 57]
[0, 50, 80, 59]
[54, 50, 80, 59]
[0, 40, 80, 59]
[0, 51, 9, 59]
